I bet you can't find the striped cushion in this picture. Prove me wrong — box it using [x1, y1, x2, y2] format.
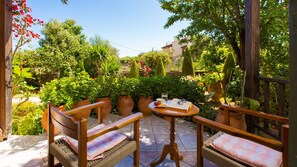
[210, 133, 282, 167]
[64, 124, 127, 160]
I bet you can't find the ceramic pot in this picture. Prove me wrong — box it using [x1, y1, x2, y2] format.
[138, 96, 154, 116]
[70, 99, 91, 120]
[215, 109, 247, 131]
[207, 81, 222, 102]
[95, 97, 112, 118]
[117, 95, 134, 116]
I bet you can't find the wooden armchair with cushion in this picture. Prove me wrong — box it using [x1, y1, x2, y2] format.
[48, 102, 143, 167]
[193, 104, 289, 167]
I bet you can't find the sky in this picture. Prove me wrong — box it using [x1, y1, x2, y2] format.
[25, 0, 189, 57]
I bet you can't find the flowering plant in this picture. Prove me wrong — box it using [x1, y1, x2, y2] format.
[10, 0, 44, 56]
[139, 60, 151, 76]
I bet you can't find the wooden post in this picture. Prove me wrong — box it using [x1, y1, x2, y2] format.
[244, 0, 260, 133]
[0, 0, 12, 140]
[289, 0, 297, 165]
[244, 0, 260, 99]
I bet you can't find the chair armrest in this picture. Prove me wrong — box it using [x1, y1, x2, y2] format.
[64, 102, 104, 116]
[221, 104, 288, 124]
[193, 115, 283, 152]
[87, 112, 143, 142]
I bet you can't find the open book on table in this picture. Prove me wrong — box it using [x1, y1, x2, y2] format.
[166, 98, 192, 111]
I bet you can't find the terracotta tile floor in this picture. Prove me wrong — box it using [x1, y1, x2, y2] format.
[0, 113, 218, 167]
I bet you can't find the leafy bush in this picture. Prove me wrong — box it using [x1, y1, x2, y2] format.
[117, 77, 139, 96]
[12, 102, 44, 135]
[40, 71, 95, 109]
[101, 55, 121, 76]
[139, 51, 171, 71]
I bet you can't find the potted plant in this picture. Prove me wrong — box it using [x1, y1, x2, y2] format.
[202, 72, 223, 102]
[137, 77, 154, 116]
[40, 71, 94, 133]
[117, 77, 138, 116]
[90, 76, 115, 118]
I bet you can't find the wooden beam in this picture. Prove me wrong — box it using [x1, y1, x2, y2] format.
[289, 0, 297, 165]
[244, 0, 260, 99]
[0, 0, 12, 140]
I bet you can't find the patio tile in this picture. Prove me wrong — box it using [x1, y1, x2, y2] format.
[175, 124, 196, 135]
[140, 124, 153, 135]
[179, 134, 197, 151]
[139, 151, 162, 166]
[152, 125, 170, 135]
[140, 133, 157, 151]
[155, 134, 186, 151]
[151, 154, 193, 167]
[140, 116, 152, 125]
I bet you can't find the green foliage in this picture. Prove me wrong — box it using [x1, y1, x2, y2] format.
[155, 59, 166, 77]
[117, 77, 139, 96]
[100, 55, 121, 76]
[181, 48, 195, 77]
[222, 53, 236, 83]
[159, 0, 288, 71]
[90, 76, 117, 100]
[129, 60, 139, 78]
[137, 77, 154, 97]
[201, 72, 222, 86]
[40, 71, 95, 109]
[12, 102, 44, 135]
[36, 19, 87, 79]
[139, 51, 171, 71]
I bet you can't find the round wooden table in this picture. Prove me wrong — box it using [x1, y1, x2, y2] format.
[148, 101, 199, 167]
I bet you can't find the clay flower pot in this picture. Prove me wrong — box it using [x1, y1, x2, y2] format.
[215, 109, 247, 131]
[117, 95, 134, 116]
[138, 96, 153, 116]
[96, 97, 112, 118]
[207, 81, 223, 102]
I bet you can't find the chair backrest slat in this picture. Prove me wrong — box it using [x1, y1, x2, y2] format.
[50, 106, 78, 139]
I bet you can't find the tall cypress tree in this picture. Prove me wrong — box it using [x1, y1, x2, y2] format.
[182, 47, 195, 77]
[129, 60, 139, 77]
[155, 59, 166, 76]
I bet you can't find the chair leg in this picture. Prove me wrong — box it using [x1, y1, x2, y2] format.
[197, 123, 203, 167]
[48, 153, 54, 167]
[133, 120, 140, 167]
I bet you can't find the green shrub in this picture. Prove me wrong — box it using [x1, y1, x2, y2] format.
[139, 51, 171, 71]
[155, 59, 166, 76]
[129, 60, 139, 78]
[181, 48, 195, 77]
[40, 71, 95, 109]
[12, 102, 44, 135]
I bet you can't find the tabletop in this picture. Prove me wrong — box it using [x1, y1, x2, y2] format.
[148, 101, 199, 117]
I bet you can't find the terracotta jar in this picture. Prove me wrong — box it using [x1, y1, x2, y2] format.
[117, 95, 134, 116]
[138, 96, 154, 116]
[96, 97, 112, 118]
[207, 81, 222, 102]
[215, 109, 247, 131]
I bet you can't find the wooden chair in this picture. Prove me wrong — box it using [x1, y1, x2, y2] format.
[193, 104, 289, 167]
[48, 102, 143, 167]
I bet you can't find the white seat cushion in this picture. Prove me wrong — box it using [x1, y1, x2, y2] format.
[210, 133, 282, 167]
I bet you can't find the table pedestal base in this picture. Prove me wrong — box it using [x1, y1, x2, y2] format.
[150, 143, 183, 167]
